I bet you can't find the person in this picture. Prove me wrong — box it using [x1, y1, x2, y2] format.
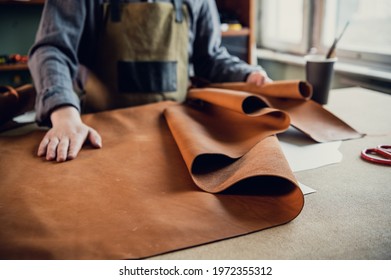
[28, 0, 271, 163]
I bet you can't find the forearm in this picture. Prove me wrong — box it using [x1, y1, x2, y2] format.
[196, 50, 264, 82]
[192, 0, 265, 83]
[28, 0, 87, 126]
[29, 47, 81, 126]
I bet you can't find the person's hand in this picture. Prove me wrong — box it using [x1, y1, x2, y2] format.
[246, 70, 273, 86]
[37, 106, 102, 162]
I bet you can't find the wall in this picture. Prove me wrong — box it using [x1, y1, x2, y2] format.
[0, 5, 43, 86]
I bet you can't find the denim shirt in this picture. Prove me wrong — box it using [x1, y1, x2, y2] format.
[28, 0, 263, 125]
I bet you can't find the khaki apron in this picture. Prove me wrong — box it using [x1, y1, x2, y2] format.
[83, 0, 189, 112]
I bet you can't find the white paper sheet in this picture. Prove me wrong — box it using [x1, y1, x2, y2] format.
[13, 111, 36, 123]
[278, 126, 344, 196]
[299, 182, 316, 195]
[278, 126, 343, 172]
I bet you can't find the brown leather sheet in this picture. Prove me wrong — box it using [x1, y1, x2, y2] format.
[0, 96, 303, 259]
[208, 80, 364, 142]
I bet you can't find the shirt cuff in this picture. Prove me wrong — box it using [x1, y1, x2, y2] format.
[35, 86, 81, 127]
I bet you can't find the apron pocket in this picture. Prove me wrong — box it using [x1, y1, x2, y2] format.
[118, 61, 177, 93]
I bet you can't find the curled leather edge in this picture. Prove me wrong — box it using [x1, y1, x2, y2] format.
[187, 87, 291, 119]
[209, 80, 312, 100]
[164, 89, 292, 193]
[189, 136, 303, 195]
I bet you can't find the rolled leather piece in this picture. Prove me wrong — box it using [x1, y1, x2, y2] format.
[207, 80, 363, 142]
[0, 84, 36, 125]
[210, 80, 313, 100]
[13, 84, 36, 115]
[0, 101, 303, 260]
[187, 87, 271, 114]
[0, 85, 19, 124]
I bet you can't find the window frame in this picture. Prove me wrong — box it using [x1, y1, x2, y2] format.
[315, 0, 391, 69]
[256, 0, 391, 73]
[257, 0, 313, 55]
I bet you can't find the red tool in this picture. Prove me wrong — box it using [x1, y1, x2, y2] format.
[361, 145, 391, 166]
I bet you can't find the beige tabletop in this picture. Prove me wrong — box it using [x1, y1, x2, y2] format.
[148, 87, 391, 260]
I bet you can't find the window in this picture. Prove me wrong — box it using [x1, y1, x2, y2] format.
[257, 0, 391, 71]
[258, 0, 311, 54]
[320, 0, 391, 67]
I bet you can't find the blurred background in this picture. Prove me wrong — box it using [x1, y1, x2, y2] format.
[1, 0, 390, 94]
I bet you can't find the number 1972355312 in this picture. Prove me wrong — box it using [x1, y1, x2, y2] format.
[212, 266, 272, 276]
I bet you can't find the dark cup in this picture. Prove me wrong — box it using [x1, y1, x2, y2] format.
[305, 55, 337, 104]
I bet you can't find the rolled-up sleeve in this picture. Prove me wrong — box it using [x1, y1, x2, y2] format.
[191, 0, 263, 83]
[28, 0, 87, 126]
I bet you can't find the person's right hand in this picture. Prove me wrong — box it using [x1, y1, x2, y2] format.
[37, 106, 102, 162]
[246, 70, 273, 86]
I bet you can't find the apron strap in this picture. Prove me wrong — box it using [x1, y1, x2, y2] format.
[172, 0, 183, 23]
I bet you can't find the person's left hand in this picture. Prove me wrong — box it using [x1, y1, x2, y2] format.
[246, 70, 273, 86]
